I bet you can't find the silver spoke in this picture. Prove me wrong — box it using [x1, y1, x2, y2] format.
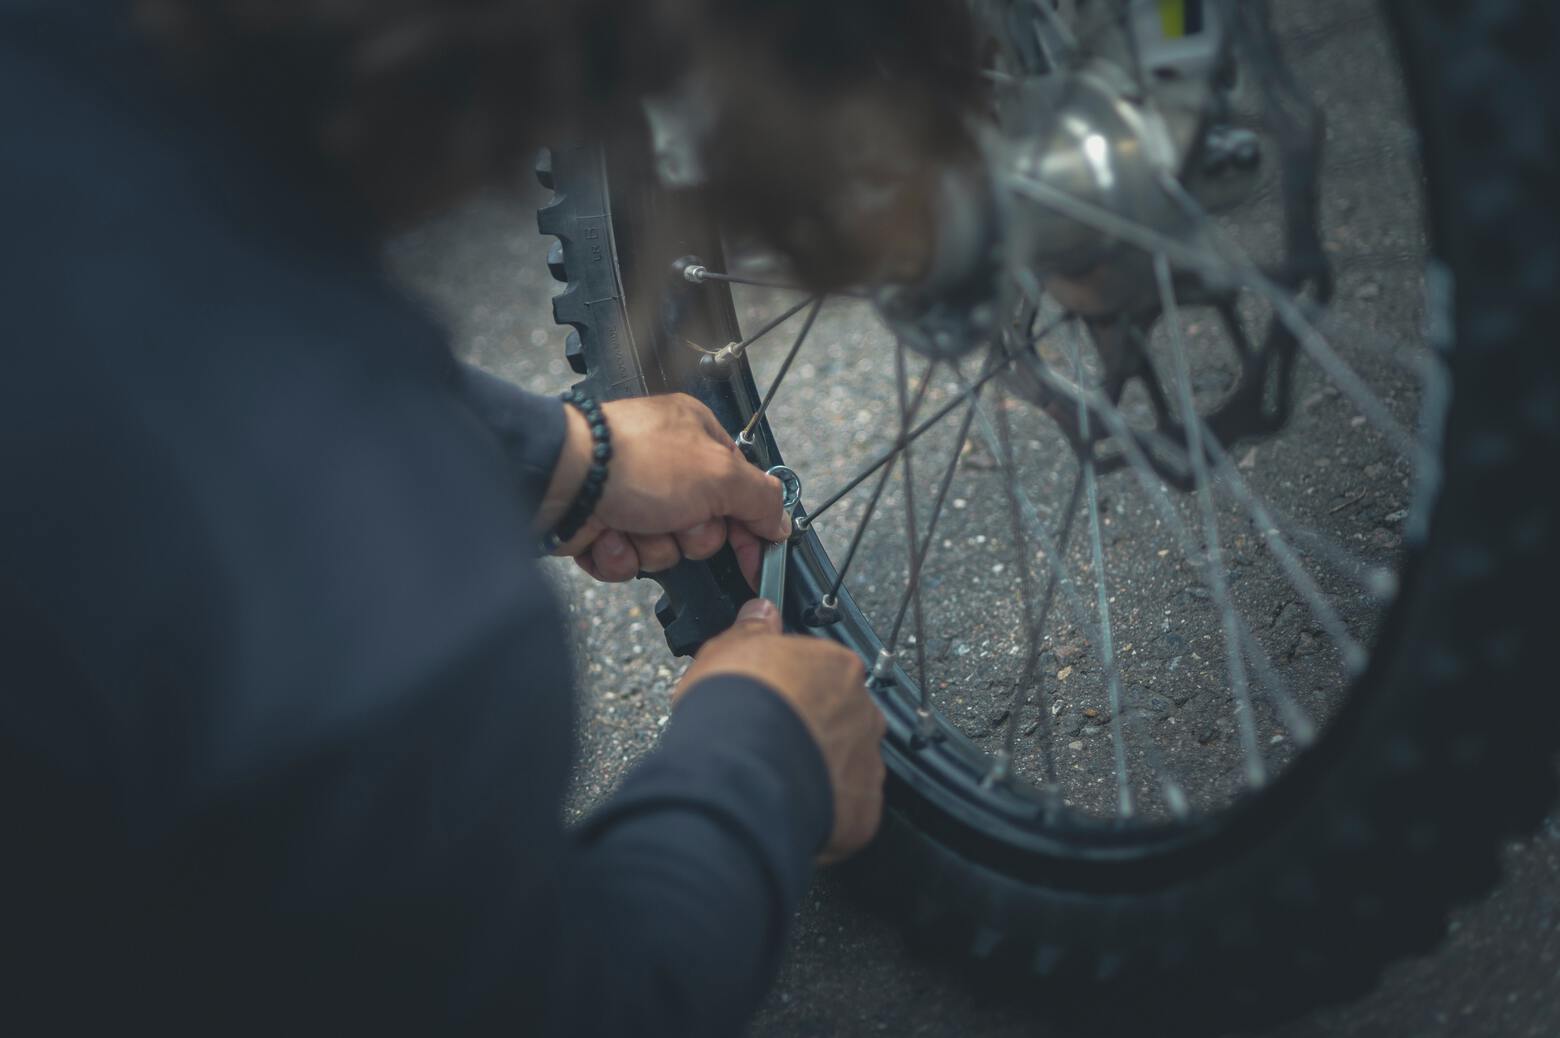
[806, 353, 1018, 526]
[1201, 433, 1369, 673]
[968, 398, 1097, 642]
[886, 396, 984, 712]
[822, 365, 937, 598]
[1287, 526, 1398, 602]
[1057, 362, 1318, 747]
[685, 263, 869, 298]
[721, 295, 821, 364]
[1156, 255, 1266, 790]
[739, 297, 824, 444]
[1027, 0, 1080, 57]
[1019, 315, 1377, 680]
[1068, 331, 1136, 817]
[1004, 170, 1430, 474]
[965, 357, 1208, 812]
[999, 453, 1085, 790]
[987, 385, 1041, 787]
[885, 392, 981, 647]
[1156, 173, 1432, 470]
[890, 341, 930, 702]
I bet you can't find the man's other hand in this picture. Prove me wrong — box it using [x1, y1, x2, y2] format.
[674, 598, 886, 863]
[542, 393, 789, 585]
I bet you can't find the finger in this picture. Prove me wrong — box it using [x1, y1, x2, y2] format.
[589, 530, 640, 583]
[673, 517, 729, 562]
[727, 521, 766, 590]
[715, 458, 792, 542]
[553, 515, 605, 558]
[630, 532, 681, 574]
[728, 595, 782, 636]
[573, 554, 601, 581]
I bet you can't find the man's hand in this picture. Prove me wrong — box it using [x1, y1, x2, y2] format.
[540, 394, 789, 585]
[675, 598, 886, 863]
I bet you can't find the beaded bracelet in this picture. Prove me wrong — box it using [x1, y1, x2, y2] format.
[540, 388, 612, 554]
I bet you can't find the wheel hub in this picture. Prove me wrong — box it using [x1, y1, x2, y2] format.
[1005, 61, 1251, 319]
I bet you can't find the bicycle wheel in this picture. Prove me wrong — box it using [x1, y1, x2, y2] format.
[536, 0, 1558, 1022]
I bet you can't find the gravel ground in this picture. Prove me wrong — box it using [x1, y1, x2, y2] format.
[386, 1, 1560, 1032]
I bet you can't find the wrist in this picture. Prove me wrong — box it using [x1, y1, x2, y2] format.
[537, 390, 614, 552]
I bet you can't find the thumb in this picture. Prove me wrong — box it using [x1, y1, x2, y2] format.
[730, 596, 782, 635]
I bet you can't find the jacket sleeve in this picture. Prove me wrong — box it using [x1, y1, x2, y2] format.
[545, 676, 833, 1038]
[454, 362, 568, 506]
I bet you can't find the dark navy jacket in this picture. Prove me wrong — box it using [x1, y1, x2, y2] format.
[0, 3, 830, 1033]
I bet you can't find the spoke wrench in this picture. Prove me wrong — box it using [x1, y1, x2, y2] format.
[758, 465, 802, 613]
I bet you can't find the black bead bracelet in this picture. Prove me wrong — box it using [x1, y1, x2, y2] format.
[540, 388, 612, 553]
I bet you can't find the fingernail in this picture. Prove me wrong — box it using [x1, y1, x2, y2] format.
[738, 597, 777, 622]
[602, 534, 628, 558]
[684, 522, 710, 540]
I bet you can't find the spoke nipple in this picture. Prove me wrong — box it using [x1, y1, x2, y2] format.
[802, 594, 841, 628]
[910, 706, 944, 747]
[872, 649, 897, 682]
[699, 348, 736, 379]
[673, 255, 708, 284]
[767, 466, 802, 512]
[981, 751, 1013, 790]
[735, 427, 756, 449]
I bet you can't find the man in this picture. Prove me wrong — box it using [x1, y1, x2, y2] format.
[1, 0, 895, 1033]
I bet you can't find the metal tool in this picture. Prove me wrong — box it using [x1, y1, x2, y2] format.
[758, 466, 802, 612]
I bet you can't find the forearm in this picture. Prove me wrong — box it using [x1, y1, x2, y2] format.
[547, 811, 780, 1037]
[548, 678, 832, 1036]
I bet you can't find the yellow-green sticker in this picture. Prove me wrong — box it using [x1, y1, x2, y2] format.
[1159, 0, 1186, 39]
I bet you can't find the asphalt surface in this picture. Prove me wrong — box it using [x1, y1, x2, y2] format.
[385, 1, 1560, 1032]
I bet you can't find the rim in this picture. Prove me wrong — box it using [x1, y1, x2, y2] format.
[636, 0, 1443, 857]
